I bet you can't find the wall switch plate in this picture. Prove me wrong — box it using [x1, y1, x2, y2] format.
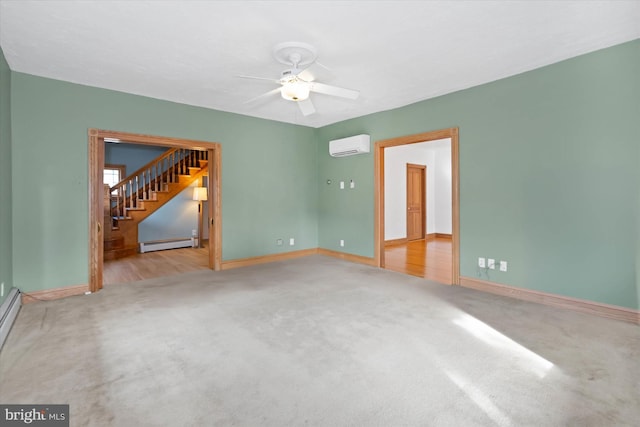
[488, 258, 496, 270]
[1, 282, 4, 298]
[276, 239, 283, 246]
[478, 257, 485, 268]
[500, 261, 508, 272]
[289, 238, 295, 246]
[340, 239, 345, 247]
[350, 180, 355, 189]
[340, 181, 345, 189]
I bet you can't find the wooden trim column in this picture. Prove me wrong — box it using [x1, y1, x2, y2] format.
[374, 143, 384, 267]
[88, 129, 104, 292]
[209, 146, 222, 270]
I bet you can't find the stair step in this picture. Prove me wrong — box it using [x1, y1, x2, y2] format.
[104, 236, 125, 251]
[104, 245, 138, 261]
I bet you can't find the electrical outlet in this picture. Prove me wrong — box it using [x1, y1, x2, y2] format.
[488, 258, 496, 270]
[478, 257, 485, 268]
[500, 261, 508, 272]
[191, 229, 197, 237]
[289, 238, 295, 246]
[340, 239, 345, 247]
[276, 239, 283, 246]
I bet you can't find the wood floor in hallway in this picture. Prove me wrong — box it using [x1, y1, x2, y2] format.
[384, 237, 453, 284]
[105, 238, 452, 285]
[103, 242, 210, 285]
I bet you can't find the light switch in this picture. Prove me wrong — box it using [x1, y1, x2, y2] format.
[340, 181, 345, 189]
[350, 180, 355, 189]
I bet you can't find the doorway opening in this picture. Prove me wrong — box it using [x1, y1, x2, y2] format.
[374, 128, 459, 285]
[88, 129, 222, 293]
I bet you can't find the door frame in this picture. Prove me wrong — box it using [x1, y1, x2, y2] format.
[374, 127, 459, 285]
[406, 163, 426, 241]
[88, 129, 222, 293]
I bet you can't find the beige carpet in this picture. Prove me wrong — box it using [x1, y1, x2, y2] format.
[1, 255, 638, 426]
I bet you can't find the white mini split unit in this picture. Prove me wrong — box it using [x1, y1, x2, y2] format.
[329, 134, 370, 157]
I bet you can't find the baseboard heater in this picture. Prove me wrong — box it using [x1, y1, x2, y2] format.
[0, 287, 21, 350]
[139, 237, 196, 253]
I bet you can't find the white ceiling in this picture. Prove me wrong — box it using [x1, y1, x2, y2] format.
[1, 1, 638, 128]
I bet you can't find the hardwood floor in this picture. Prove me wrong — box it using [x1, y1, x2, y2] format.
[103, 242, 210, 285]
[384, 237, 452, 284]
[104, 238, 452, 285]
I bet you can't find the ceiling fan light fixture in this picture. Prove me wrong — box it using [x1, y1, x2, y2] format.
[281, 80, 310, 101]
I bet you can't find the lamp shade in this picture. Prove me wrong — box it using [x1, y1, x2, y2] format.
[281, 81, 310, 101]
[192, 187, 208, 201]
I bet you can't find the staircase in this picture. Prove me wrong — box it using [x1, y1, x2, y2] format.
[103, 148, 208, 260]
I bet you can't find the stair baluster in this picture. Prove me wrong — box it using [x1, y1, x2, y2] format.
[169, 151, 174, 183]
[128, 179, 134, 214]
[135, 175, 140, 207]
[146, 169, 152, 199]
[115, 185, 121, 219]
[155, 162, 160, 192]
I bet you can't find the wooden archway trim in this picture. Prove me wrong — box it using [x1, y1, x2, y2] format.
[374, 127, 460, 285]
[88, 129, 222, 293]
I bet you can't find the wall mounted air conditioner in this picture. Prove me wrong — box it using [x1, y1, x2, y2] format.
[329, 134, 370, 157]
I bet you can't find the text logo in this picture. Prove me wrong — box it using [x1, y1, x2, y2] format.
[0, 405, 69, 426]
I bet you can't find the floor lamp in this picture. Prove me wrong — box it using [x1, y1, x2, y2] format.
[192, 186, 207, 248]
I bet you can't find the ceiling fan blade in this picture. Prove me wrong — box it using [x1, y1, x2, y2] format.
[298, 67, 315, 82]
[297, 98, 316, 116]
[237, 74, 280, 84]
[244, 88, 281, 104]
[298, 61, 333, 82]
[310, 82, 359, 100]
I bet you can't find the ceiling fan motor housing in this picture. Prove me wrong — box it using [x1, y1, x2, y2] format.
[280, 69, 303, 84]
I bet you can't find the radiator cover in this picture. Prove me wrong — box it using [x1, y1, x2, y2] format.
[0, 287, 21, 351]
[139, 237, 196, 253]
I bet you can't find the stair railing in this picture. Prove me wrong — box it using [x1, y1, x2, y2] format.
[109, 148, 208, 221]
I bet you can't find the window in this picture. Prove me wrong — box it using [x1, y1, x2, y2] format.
[104, 164, 126, 193]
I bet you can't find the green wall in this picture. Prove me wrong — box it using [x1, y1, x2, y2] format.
[317, 40, 640, 309]
[6, 40, 639, 310]
[10, 74, 317, 293]
[0, 47, 12, 306]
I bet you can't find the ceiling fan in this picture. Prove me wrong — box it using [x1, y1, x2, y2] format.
[240, 42, 360, 116]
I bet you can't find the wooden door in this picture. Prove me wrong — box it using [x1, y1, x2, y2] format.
[406, 164, 426, 241]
